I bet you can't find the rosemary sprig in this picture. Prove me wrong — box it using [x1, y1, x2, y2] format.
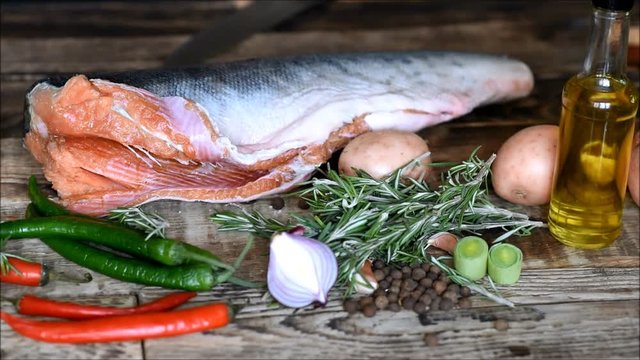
[210, 149, 545, 305]
[108, 207, 168, 239]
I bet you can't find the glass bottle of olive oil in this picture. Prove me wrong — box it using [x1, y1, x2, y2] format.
[548, 0, 638, 249]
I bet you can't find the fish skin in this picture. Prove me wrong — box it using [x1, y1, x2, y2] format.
[24, 51, 534, 214]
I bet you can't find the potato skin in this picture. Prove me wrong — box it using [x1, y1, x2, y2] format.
[338, 130, 431, 180]
[628, 131, 639, 207]
[491, 125, 559, 206]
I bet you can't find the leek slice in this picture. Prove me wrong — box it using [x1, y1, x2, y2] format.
[488, 243, 523, 285]
[453, 236, 488, 281]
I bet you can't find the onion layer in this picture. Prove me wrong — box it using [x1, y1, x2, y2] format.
[267, 231, 338, 308]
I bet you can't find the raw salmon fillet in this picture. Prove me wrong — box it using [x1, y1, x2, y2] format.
[24, 51, 534, 215]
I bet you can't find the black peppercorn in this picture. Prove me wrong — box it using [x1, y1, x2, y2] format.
[374, 295, 389, 309]
[412, 268, 427, 280]
[401, 265, 412, 275]
[402, 297, 416, 310]
[390, 269, 403, 280]
[401, 279, 418, 292]
[378, 279, 390, 290]
[426, 288, 438, 299]
[447, 284, 460, 294]
[429, 297, 441, 312]
[373, 269, 386, 282]
[458, 297, 472, 309]
[419, 293, 432, 305]
[429, 265, 441, 275]
[359, 296, 374, 307]
[269, 197, 285, 210]
[343, 299, 360, 314]
[388, 303, 401, 312]
[413, 301, 428, 314]
[387, 293, 398, 303]
[439, 297, 454, 311]
[442, 290, 458, 303]
[433, 280, 447, 295]
[419, 278, 433, 288]
[372, 288, 386, 298]
[362, 304, 377, 317]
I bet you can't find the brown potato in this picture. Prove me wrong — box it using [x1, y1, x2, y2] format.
[491, 125, 559, 206]
[338, 130, 431, 180]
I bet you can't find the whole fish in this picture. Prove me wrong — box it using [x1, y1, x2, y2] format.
[24, 51, 534, 215]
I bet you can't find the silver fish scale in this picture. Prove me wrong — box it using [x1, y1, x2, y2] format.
[27, 51, 532, 147]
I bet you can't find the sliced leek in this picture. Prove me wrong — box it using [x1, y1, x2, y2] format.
[488, 243, 523, 285]
[453, 236, 488, 281]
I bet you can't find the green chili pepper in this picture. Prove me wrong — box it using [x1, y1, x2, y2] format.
[23, 204, 215, 291]
[25, 177, 230, 266]
[0, 216, 192, 267]
[43, 237, 216, 291]
[23, 177, 262, 289]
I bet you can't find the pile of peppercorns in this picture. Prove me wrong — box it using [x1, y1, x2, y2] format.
[343, 260, 473, 317]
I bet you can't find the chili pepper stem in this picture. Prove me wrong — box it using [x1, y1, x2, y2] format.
[227, 275, 263, 288]
[182, 246, 235, 272]
[214, 236, 254, 285]
[227, 303, 243, 321]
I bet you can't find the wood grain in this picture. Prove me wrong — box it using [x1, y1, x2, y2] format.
[0, 21, 587, 74]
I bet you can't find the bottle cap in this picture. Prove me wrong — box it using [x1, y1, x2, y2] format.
[592, 0, 635, 11]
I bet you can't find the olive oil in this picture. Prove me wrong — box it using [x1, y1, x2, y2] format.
[548, 75, 637, 248]
[548, 0, 638, 249]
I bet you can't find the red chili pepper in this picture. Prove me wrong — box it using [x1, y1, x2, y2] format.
[0, 256, 91, 287]
[16, 292, 197, 319]
[0, 257, 47, 286]
[0, 302, 233, 343]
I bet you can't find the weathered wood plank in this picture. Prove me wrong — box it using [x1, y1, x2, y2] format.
[0, 296, 143, 360]
[0, 0, 250, 38]
[4, 1, 636, 38]
[141, 299, 640, 359]
[0, 21, 589, 75]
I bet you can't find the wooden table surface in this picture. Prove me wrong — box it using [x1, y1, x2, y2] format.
[1, 1, 639, 359]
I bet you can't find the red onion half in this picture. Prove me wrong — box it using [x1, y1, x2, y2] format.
[267, 231, 338, 308]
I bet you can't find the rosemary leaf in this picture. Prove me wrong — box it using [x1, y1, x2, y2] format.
[107, 207, 169, 239]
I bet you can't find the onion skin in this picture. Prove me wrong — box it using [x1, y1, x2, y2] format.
[427, 232, 458, 255]
[628, 131, 639, 207]
[491, 125, 558, 206]
[353, 260, 378, 295]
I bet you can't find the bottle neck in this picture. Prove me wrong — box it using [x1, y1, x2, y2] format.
[583, 7, 630, 77]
